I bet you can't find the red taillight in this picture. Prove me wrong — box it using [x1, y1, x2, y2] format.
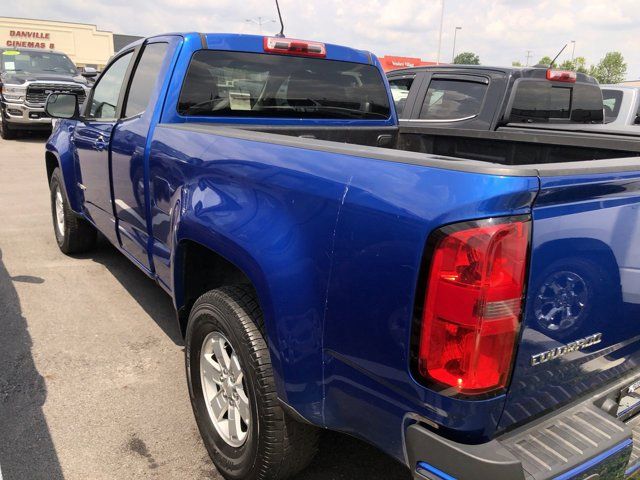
[417, 218, 530, 395]
[546, 69, 577, 83]
[263, 36, 327, 58]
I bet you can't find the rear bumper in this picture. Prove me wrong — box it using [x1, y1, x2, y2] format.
[407, 372, 640, 480]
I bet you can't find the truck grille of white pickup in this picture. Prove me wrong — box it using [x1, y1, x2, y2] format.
[26, 84, 86, 105]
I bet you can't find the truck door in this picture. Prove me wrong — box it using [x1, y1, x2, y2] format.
[110, 41, 170, 271]
[72, 50, 134, 244]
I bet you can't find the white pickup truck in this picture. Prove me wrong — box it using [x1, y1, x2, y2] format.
[602, 85, 640, 128]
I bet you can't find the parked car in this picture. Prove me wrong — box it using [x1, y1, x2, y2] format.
[387, 64, 640, 161]
[0, 47, 91, 139]
[44, 33, 640, 480]
[387, 65, 605, 125]
[603, 85, 640, 126]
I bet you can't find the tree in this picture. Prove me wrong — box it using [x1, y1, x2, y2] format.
[590, 52, 627, 84]
[574, 56, 589, 74]
[558, 57, 588, 74]
[558, 60, 573, 69]
[453, 52, 480, 65]
[512, 60, 523, 67]
[537, 56, 556, 67]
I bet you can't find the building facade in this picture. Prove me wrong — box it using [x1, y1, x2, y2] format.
[0, 17, 116, 69]
[378, 55, 437, 72]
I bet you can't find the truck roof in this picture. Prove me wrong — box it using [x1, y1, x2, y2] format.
[117, 32, 376, 67]
[0, 46, 68, 56]
[389, 64, 599, 85]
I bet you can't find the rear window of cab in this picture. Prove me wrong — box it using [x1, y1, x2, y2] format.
[177, 50, 391, 120]
[508, 79, 604, 124]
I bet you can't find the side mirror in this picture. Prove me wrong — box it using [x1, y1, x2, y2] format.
[81, 69, 98, 79]
[45, 93, 80, 120]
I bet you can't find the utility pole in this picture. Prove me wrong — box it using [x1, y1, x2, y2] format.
[436, 0, 445, 64]
[525, 50, 533, 67]
[570, 40, 576, 62]
[245, 16, 275, 34]
[451, 26, 462, 63]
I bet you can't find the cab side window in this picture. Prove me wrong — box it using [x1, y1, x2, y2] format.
[88, 52, 133, 120]
[419, 79, 487, 121]
[124, 43, 168, 118]
[388, 77, 414, 118]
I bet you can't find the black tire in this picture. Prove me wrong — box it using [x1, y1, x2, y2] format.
[49, 168, 97, 254]
[0, 117, 16, 140]
[186, 286, 319, 480]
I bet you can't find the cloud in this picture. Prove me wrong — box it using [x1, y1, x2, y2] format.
[5, 0, 640, 79]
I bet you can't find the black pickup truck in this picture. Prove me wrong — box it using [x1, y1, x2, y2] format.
[0, 47, 91, 139]
[387, 65, 640, 162]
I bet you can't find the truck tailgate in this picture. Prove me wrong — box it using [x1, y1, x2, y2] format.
[499, 169, 640, 432]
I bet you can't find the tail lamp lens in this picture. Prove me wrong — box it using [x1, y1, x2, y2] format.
[418, 218, 530, 395]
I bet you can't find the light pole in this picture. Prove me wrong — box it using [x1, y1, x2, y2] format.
[436, 0, 445, 64]
[570, 40, 576, 62]
[245, 17, 276, 34]
[525, 50, 533, 67]
[451, 26, 462, 63]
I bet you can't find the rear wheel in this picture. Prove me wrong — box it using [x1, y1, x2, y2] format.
[49, 168, 97, 254]
[186, 286, 319, 480]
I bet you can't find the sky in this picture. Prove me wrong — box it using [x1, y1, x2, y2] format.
[7, 0, 640, 80]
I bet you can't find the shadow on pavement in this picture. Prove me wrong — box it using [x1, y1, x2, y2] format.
[6, 131, 51, 143]
[86, 238, 411, 479]
[0, 248, 64, 480]
[88, 235, 184, 346]
[295, 430, 411, 480]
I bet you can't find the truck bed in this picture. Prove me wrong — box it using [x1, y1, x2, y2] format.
[172, 122, 640, 172]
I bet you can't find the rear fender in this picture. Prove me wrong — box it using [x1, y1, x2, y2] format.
[169, 171, 340, 426]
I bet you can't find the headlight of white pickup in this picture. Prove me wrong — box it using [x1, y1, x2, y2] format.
[1, 84, 27, 101]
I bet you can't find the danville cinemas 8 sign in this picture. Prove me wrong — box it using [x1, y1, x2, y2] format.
[6, 30, 55, 49]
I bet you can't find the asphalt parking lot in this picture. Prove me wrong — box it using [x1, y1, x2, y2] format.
[0, 133, 411, 480]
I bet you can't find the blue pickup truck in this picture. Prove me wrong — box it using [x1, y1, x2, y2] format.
[44, 33, 640, 480]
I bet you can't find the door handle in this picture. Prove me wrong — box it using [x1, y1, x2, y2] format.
[94, 135, 107, 151]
